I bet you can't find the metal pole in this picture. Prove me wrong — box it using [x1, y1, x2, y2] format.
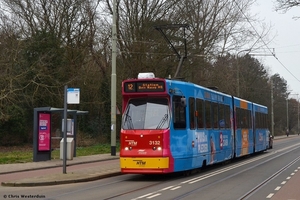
[111, 0, 117, 156]
[287, 94, 289, 134]
[271, 79, 274, 138]
[237, 56, 239, 97]
[297, 94, 299, 135]
[63, 85, 67, 173]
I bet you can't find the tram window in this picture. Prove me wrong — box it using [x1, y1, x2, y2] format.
[225, 105, 230, 128]
[264, 113, 267, 128]
[242, 109, 247, 128]
[238, 109, 251, 129]
[255, 112, 259, 128]
[257, 113, 263, 128]
[196, 99, 204, 129]
[260, 114, 262, 128]
[262, 114, 264, 128]
[259, 113, 262, 128]
[260, 113, 262, 128]
[236, 108, 242, 128]
[264, 113, 268, 128]
[205, 101, 212, 128]
[236, 108, 240, 128]
[240, 109, 248, 128]
[249, 110, 252, 128]
[256, 113, 267, 129]
[257, 113, 260, 128]
[219, 104, 225, 128]
[246, 110, 251, 128]
[189, 97, 195, 129]
[173, 96, 186, 129]
[212, 102, 219, 129]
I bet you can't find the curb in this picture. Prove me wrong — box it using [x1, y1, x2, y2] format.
[0, 157, 119, 175]
[1, 171, 122, 187]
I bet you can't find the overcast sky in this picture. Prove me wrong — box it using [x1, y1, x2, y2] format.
[252, 0, 300, 99]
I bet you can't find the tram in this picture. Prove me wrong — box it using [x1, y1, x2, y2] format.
[120, 72, 271, 174]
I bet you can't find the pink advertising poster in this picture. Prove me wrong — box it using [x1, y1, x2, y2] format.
[38, 113, 51, 151]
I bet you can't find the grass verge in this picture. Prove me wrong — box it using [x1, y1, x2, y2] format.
[0, 143, 120, 164]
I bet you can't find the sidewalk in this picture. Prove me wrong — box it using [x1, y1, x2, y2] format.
[270, 165, 300, 200]
[0, 153, 121, 187]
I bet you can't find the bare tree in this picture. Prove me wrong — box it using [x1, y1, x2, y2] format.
[160, 0, 272, 87]
[1, 0, 101, 100]
[0, 26, 28, 121]
[103, 0, 182, 79]
[0, 0, 112, 144]
[274, 0, 300, 13]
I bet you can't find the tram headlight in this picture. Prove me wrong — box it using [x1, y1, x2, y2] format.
[152, 146, 162, 151]
[125, 147, 132, 151]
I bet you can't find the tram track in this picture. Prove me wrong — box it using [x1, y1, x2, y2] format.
[125, 144, 300, 200]
[171, 145, 300, 200]
[52, 142, 299, 200]
[102, 181, 168, 200]
[238, 155, 300, 200]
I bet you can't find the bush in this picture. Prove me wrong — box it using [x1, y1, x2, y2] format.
[0, 105, 28, 146]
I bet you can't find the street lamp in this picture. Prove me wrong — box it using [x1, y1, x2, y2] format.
[110, 0, 117, 156]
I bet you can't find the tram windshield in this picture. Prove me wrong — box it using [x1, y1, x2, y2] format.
[122, 98, 170, 130]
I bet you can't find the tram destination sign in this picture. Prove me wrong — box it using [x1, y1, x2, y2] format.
[124, 81, 165, 93]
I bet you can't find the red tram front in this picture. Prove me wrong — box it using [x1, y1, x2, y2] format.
[120, 73, 174, 173]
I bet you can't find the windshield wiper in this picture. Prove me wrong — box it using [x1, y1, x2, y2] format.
[124, 114, 134, 129]
[156, 114, 168, 129]
[123, 105, 134, 129]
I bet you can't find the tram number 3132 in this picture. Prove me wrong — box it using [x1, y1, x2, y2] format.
[149, 141, 160, 145]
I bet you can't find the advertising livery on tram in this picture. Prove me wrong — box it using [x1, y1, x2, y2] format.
[120, 72, 270, 174]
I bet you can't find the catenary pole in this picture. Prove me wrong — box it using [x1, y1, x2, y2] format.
[271, 79, 274, 138]
[111, 0, 117, 156]
[63, 85, 67, 173]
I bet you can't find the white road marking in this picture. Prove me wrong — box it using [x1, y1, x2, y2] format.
[146, 193, 161, 199]
[266, 193, 274, 198]
[132, 145, 300, 200]
[170, 186, 181, 190]
[131, 193, 154, 200]
[275, 186, 281, 191]
[160, 186, 175, 191]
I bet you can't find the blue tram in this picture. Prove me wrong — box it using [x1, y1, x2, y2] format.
[120, 73, 271, 174]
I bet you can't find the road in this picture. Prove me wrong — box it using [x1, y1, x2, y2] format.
[1, 136, 299, 200]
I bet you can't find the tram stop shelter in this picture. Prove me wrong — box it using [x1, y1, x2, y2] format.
[33, 107, 88, 162]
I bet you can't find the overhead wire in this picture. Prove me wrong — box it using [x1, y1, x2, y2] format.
[232, 0, 300, 82]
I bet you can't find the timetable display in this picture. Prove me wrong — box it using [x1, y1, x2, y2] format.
[124, 81, 165, 93]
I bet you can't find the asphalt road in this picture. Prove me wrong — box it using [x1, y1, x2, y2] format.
[1, 136, 299, 200]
